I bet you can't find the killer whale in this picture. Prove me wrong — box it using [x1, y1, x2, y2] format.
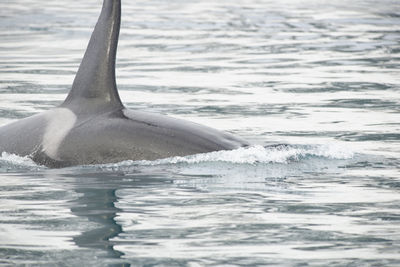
[0, 0, 249, 168]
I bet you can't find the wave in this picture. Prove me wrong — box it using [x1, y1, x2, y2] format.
[111, 143, 355, 167]
[0, 152, 41, 170]
[0, 143, 355, 170]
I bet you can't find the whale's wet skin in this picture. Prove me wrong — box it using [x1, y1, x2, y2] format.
[0, 0, 248, 168]
[1, 0, 400, 266]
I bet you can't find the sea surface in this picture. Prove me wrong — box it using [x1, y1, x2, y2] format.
[0, 0, 399, 266]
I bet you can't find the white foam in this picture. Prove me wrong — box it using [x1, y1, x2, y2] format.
[114, 143, 355, 167]
[0, 143, 355, 170]
[0, 152, 38, 167]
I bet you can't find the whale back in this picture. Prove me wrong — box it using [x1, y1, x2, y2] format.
[62, 0, 123, 114]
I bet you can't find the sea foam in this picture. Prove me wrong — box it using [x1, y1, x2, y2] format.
[115, 143, 355, 167]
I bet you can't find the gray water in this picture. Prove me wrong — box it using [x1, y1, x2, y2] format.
[0, 0, 400, 266]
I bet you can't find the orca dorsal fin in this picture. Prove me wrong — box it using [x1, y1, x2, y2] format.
[62, 0, 123, 113]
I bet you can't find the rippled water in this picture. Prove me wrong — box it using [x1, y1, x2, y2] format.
[1, 0, 400, 266]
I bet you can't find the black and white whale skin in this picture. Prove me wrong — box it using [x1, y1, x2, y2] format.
[0, 0, 249, 168]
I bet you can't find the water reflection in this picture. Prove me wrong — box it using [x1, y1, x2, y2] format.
[62, 170, 174, 264]
[71, 186, 123, 259]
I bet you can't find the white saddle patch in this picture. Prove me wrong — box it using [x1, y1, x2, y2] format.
[42, 108, 77, 160]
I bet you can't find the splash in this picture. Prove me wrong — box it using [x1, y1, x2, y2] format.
[0, 143, 355, 170]
[0, 152, 40, 169]
[114, 143, 355, 167]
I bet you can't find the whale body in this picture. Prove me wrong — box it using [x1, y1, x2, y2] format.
[0, 0, 248, 168]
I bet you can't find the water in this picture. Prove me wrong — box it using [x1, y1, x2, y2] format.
[0, 0, 399, 265]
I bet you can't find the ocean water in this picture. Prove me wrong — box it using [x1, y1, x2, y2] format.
[0, 0, 400, 266]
